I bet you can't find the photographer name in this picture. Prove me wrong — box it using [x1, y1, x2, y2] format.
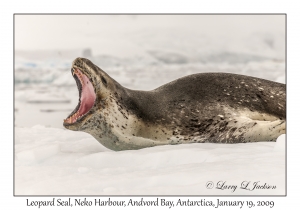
[215, 181, 276, 192]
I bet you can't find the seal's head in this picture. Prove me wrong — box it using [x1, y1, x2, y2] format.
[63, 57, 115, 131]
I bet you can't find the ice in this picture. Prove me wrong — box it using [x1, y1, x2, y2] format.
[14, 126, 285, 195]
[27, 92, 70, 103]
[16, 144, 60, 164]
[273, 134, 286, 153]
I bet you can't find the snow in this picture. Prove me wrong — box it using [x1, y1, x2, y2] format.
[273, 134, 286, 153]
[15, 126, 285, 195]
[14, 15, 286, 195]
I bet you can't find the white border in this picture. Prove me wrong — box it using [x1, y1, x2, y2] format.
[2, 0, 297, 209]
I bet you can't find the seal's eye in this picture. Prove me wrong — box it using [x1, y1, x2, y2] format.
[101, 76, 107, 86]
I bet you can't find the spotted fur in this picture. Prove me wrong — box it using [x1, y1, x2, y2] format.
[63, 58, 286, 151]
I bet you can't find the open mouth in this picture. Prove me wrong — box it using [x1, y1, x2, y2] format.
[64, 68, 96, 124]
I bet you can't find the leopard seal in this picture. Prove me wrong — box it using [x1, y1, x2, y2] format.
[63, 57, 286, 151]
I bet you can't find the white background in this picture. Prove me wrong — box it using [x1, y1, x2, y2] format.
[1, 0, 299, 209]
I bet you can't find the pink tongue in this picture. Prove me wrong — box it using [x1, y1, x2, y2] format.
[78, 73, 96, 116]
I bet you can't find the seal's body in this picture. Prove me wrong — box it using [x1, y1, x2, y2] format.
[63, 58, 286, 151]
